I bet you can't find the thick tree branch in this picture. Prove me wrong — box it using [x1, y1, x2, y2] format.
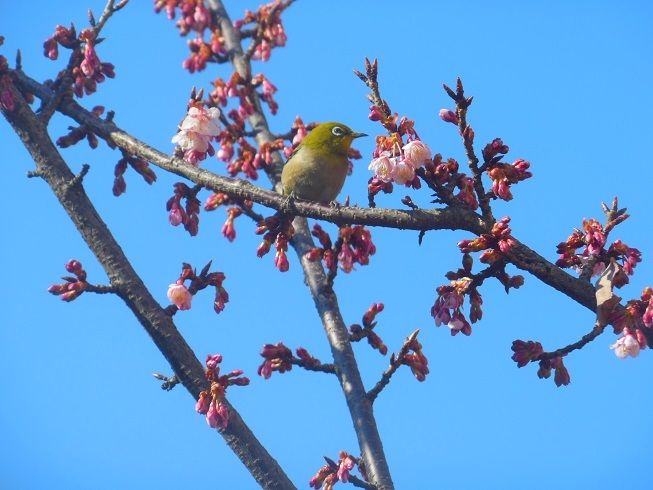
[1, 87, 295, 490]
[290, 217, 394, 489]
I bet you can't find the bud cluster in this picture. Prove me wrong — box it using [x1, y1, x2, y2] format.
[47, 260, 88, 302]
[112, 150, 157, 197]
[0, 38, 20, 112]
[510, 341, 570, 386]
[257, 342, 322, 379]
[155, 1, 223, 71]
[309, 451, 365, 489]
[349, 303, 387, 355]
[438, 108, 532, 204]
[486, 155, 532, 201]
[43, 25, 115, 97]
[402, 336, 429, 381]
[167, 183, 201, 236]
[305, 224, 376, 274]
[556, 218, 641, 284]
[204, 192, 254, 243]
[233, 1, 289, 62]
[56, 106, 108, 150]
[420, 152, 481, 209]
[255, 215, 294, 272]
[195, 353, 250, 429]
[166, 262, 229, 314]
[458, 217, 517, 265]
[210, 75, 284, 179]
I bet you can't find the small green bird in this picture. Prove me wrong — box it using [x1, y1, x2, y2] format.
[281, 122, 367, 204]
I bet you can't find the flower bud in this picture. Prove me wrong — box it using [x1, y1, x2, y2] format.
[439, 109, 458, 125]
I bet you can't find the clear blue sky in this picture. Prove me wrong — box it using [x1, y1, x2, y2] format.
[2, 1, 652, 489]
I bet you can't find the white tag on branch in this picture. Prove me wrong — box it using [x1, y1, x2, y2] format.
[595, 258, 622, 327]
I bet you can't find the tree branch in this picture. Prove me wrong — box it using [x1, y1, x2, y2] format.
[1, 84, 295, 490]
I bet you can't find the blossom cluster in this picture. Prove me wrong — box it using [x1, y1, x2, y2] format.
[365, 105, 428, 199]
[43, 25, 115, 97]
[158, 1, 284, 178]
[171, 103, 221, 165]
[368, 139, 432, 187]
[431, 277, 474, 336]
[608, 286, 652, 358]
[166, 262, 229, 314]
[349, 303, 387, 355]
[47, 260, 88, 302]
[305, 224, 376, 274]
[610, 328, 643, 359]
[195, 354, 250, 429]
[309, 451, 365, 490]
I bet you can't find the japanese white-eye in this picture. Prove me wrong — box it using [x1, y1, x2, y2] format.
[281, 122, 367, 203]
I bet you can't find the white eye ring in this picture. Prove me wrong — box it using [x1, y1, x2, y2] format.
[332, 126, 345, 136]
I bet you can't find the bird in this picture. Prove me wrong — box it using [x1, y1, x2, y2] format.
[281, 122, 367, 204]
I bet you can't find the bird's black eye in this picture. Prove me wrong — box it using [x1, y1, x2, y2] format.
[332, 126, 345, 136]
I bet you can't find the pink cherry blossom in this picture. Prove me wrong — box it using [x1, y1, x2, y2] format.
[391, 160, 416, 185]
[610, 333, 640, 359]
[402, 140, 432, 168]
[180, 106, 221, 136]
[172, 129, 211, 153]
[368, 152, 397, 183]
[167, 282, 192, 310]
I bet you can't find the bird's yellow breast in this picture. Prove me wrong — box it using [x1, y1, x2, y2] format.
[281, 145, 350, 203]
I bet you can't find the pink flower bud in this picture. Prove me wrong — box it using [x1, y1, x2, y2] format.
[195, 391, 211, 414]
[169, 205, 183, 226]
[439, 109, 458, 125]
[206, 354, 223, 370]
[221, 218, 236, 242]
[274, 250, 289, 272]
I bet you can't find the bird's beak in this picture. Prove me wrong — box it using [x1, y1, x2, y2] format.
[351, 131, 367, 139]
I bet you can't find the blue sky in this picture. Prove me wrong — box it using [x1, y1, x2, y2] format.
[2, 1, 653, 489]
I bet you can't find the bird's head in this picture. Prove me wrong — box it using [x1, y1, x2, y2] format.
[301, 122, 367, 156]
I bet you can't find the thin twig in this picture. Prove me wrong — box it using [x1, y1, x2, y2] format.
[538, 323, 606, 360]
[366, 330, 420, 403]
